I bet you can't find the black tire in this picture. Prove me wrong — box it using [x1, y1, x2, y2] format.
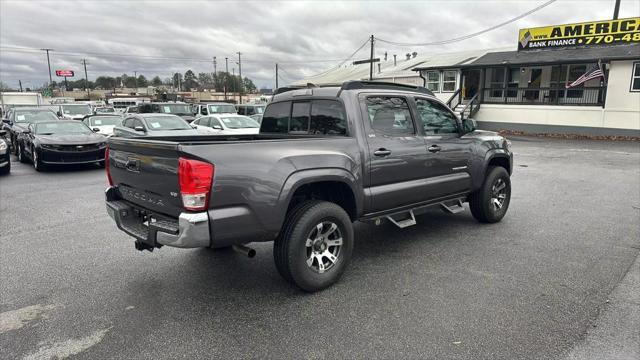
[32, 147, 45, 172]
[0, 160, 9, 175]
[469, 166, 511, 223]
[12, 136, 19, 155]
[273, 200, 354, 292]
[17, 144, 28, 163]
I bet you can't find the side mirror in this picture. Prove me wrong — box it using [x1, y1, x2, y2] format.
[93, 128, 100, 132]
[22, 129, 31, 134]
[462, 118, 477, 133]
[190, 124, 197, 129]
[2, 119, 11, 125]
[57, 111, 62, 117]
[134, 126, 145, 132]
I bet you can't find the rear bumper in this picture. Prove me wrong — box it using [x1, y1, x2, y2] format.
[105, 187, 210, 248]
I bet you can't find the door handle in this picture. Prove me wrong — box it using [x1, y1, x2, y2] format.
[427, 145, 441, 153]
[374, 148, 392, 157]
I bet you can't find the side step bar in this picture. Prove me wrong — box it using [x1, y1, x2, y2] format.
[374, 197, 467, 229]
[386, 210, 416, 229]
[440, 199, 465, 214]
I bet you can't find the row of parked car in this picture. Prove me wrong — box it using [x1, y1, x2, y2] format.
[0, 101, 267, 175]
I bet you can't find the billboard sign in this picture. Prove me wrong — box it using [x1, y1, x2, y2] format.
[518, 17, 640, 51]
[55, 70, 74, 77]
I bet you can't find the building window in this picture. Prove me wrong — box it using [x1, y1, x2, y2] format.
[442, 70, 457, 92]
[631, 62, 640, 92]
[425, 71, 440, 92]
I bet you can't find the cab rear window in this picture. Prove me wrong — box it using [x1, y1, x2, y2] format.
[261, 100, 347, 136]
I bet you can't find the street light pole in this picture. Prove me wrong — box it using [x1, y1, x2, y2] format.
[613, 0, 621, 19]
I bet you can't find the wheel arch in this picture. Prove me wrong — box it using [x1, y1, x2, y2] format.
[277, 168, 362, 224]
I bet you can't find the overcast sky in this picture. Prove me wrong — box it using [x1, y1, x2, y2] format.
[0, 0, 638, 89]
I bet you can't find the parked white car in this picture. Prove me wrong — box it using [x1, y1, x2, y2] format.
[82, 114, 123, 136]
[191, 114, 260, 135]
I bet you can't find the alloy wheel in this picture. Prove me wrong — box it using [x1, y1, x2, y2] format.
[491, 178, 507, 211]
[305, 221, 343, 274]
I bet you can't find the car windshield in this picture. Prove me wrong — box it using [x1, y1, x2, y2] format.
[61, 104, 92, 115]
[254, 106, 265, 114]
[143, 116, 191, 130]
[220, 116, 260, 129]
[14, 110, 59, 123]
[208, 104, 237, 114]
[159, 104, 192, 115]
[96, 107, 115, 113]
[36, 122, 92, 135]
[89, 116, 122, 126]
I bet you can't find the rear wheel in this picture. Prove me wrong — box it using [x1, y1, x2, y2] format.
[274, 200, 354, 292]
[469, 166, 511, 223]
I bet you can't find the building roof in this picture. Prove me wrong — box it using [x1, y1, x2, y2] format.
[294, 48, 509, 85]
[452, 43, 640, 68]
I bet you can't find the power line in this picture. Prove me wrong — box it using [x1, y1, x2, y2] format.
[0, 45, 344, 64]
[375, 0, 557, 46]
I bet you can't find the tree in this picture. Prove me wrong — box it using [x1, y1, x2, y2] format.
[0, 81, 13, 91]
[124, 76, 137, 88]
[95, 76, 115, 90]
[136, 75, 148, 87]
[151, 76, 163, 87]
[183, 69, 198, 91]
[198, 73, 213, 88]
[172, 73, 183, 90]
[243, 77, 257, 93]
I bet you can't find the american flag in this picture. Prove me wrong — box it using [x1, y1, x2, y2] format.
[566, 62, 604, 89]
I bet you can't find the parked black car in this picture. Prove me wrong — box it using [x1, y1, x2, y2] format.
[137, 102, 195, 123]
[0, 130, 10, 175]
[113, 114, 201, 138]
[105, 81, 513, 292]
[18, 120, 107, 171]
[1, 107, 59, 155]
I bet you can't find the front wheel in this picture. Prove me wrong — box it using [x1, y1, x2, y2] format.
[17, 144, 28, 163]
[32, 147, 45, 172]
[274, 200, 354, 292]
[469, 166, 511, 223]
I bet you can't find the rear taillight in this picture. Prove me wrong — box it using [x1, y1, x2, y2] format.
[105, 146, 113, 186]
[178, 157, 214, 211]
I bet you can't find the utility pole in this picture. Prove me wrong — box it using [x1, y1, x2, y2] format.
[19, 80, 23, 92]
[81, 58, 90, 98]
[237, 52, 243, 104]
[613, 0, 620, 19]
[133, 70, 138, 92]
[41, 48, 53, 88]
[369, 35, 375, 81]
[275, 63, 279, 89]
[224, 57, 229, 100]
[213, 56, 217, 89]
[232, 68, 236, 103]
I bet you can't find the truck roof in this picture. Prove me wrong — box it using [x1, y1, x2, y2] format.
[271, 81, 434, 102]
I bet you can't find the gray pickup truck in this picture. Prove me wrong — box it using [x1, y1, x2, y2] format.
[105, 81, 513, 292]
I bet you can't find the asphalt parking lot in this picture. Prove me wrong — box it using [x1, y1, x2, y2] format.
[1, 136, 638, 360]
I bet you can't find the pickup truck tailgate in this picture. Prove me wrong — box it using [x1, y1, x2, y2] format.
[108, 138, 186, 218]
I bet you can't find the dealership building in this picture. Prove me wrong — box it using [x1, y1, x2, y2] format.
[297, 18, 640, 136]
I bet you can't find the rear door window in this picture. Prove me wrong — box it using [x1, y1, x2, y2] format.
[365, 96, 414, 136]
